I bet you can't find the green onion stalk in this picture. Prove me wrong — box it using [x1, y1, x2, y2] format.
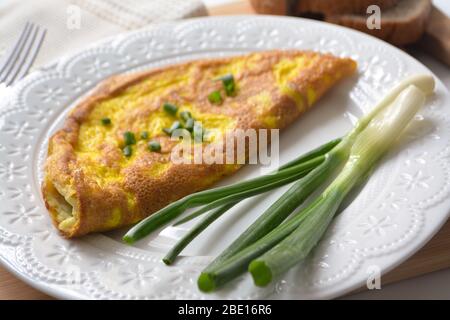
[168, 152, 343, 266]
[162, 140, 345, 265]
[123, 138, 341, 244]
[198, 75, 435, 292]
[249, 84, 428, 286]
[163, 202, 238, 265]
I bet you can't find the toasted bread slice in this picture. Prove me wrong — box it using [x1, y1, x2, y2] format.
[327, 0, 432, 45]
[250, 0, 400, 16]
[249, 0, 432, 46]
[297, 0, 400, 16]
[42, 50, 356, 237]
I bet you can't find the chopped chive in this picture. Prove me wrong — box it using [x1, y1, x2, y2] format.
[101, 118, 111, 125]
[163, 103, 178, 116]
[141, 131, 149, 139]
[184, 118, 195, 132]
[123, 145, 132, 157]
[219, 74, 235, 96]
[179, 111, 192, 121]
[170, 121, 182, 131]
[163, 121, 182, 136]
[123, 131, 136, 145]
[193, 122, 203, 142]
[208, 91, 222, 104]
[224, 82, 235, 96]
[148, 140, 161, 152]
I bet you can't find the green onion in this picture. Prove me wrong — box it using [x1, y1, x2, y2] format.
[165, 155, 339, 264]
[148, 140, 161, 152]
[172, 158, 322, 227]
[179, 111, 192, 121]
[163, 103, 178, 116]
[141, 131, 149, 139]
[172, 139, 341, 230]
[122, 138, 341, 244]
[163, 202, 238, 265]
[124, 156, 322, 244]
[179, 111, 194, 131]
[101, 117, 111, 125]
[248, 188, 345, 287]
[171, 121, 182, 132]
[208, 91, 222, 104]
[184, 118, 195, 132]
[249, 85, 428, 287]
[218, 74, 235, 96]
[196, 153, 345, 292]
[201, 153, 343, 271]
[123, 145, 132, 157]
[123, 131, 136, 145]
[197, 75, 435, 292]
[163, 121, 182, 136]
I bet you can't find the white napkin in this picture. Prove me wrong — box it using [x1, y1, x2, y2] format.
[0, 0, 207, 67]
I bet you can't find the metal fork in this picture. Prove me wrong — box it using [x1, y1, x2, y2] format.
[0, 22, 46, 87]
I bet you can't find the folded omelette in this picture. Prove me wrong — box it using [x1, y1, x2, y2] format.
[42, 50, 356, 237]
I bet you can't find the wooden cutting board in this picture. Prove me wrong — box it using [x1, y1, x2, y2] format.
[1, 0, 449, 300]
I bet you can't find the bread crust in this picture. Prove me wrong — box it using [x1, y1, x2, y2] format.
[249, 0, 431, 46]
[250, 0, 401, 16]
[249, 0, 289, 15]
[297, 0, 400, 15]
[42, 50, 356, 238]
[327, 0, 432, 45]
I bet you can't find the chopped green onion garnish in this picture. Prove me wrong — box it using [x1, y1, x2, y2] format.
[163, 103, 178, 116]
[184, 118, 194, 132]
[170, 121, 182, 132]
[163, 121, 182, 136]
[179, 111, 192, 121]
[163, 128, 172, 136]
[193, 122, 203, 142]
[123, 131, 136, 145]
[101, 118, 111, 125]
[219, 74, 235, 96]
[208, 91, 222, 104]
[123, 145, 132, 157]
[148, 140, 161, 152]
[141, 131, 149, 139]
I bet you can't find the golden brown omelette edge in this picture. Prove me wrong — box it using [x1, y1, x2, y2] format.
[42, 50, 357, 238]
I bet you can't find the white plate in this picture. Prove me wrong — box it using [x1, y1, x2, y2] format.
[0, 16, 449, 300]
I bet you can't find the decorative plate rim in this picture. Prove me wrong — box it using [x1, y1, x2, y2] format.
[0, 15, 449, 300]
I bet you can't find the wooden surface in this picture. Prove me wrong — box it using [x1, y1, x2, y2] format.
[0, 269, 52, 299]
[207, 0, 254, 15]
[1, 0, 449, 300]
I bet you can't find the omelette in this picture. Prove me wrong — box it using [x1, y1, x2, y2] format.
[42, 50, 357, 238]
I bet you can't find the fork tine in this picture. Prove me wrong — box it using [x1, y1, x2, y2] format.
[6, 25, 45, 86]
[10, 27, 47, 84]
[6, 25, 38, 86]
[0, 22, 30, 77]
[0, 22, 34, 84]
